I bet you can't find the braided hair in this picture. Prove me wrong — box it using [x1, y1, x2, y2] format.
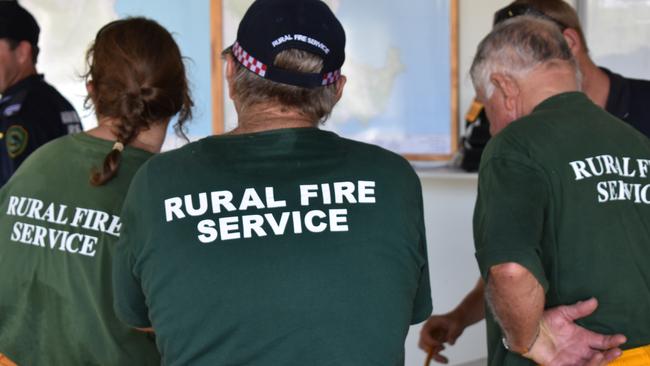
[84, 17, 193, 186]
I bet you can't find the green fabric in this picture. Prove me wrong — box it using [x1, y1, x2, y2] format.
[0, 133, 159, 365]
[113, 127, 432, 366]
[474, 92, 650, 366]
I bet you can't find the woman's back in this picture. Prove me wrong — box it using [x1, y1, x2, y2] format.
[0, 133, 158, 365]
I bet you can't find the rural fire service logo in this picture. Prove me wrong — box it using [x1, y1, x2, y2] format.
[6, 125, 28, 158]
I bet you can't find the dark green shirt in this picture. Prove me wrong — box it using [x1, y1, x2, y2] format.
[0, 133, 159, 365]
[113, 128, 432, 366]
[474, 92, 650, 366]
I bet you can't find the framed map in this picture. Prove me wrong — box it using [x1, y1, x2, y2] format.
[212, 0, 459, 160]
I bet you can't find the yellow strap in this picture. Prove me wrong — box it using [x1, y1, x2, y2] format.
[609, 345, 650, 366]
[0, 353, 17, 366]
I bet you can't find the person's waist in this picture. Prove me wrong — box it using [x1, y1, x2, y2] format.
[608, 344, 650, 366]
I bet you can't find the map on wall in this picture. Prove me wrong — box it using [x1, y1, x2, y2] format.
[20, 0, 212, 150]
[21, 0, 456, 157]
[222, 0, 456, 158]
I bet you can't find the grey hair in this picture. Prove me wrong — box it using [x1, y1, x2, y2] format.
[470, 15, 581, 98]
[223, 48, 339, 124]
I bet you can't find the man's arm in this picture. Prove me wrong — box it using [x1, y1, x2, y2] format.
[419, 278, 485, 364]
[487, 262, 626, 365]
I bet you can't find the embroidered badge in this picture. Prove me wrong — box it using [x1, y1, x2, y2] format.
[5, 125, 28, 158]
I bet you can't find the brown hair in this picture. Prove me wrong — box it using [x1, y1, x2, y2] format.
[85, 17, 193, 186]
[223, 47, 339, 123]
[511, 0, 588, 52]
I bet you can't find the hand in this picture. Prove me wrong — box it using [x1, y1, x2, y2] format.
[418, 312, 466, 364]
[524, 298, 626, 366]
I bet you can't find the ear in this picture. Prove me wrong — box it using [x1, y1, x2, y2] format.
[85, 81, 96, 103]
[334, 75, 347, 103]
[562, 28, 583, 56]
[490, 73, 520, 111]
[225, 53, 237, 102]
[15, 41, 33, 65]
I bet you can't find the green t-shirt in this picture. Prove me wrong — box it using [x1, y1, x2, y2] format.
[474, 92, 650, 366]
[0, 133, 159, 365]
[113, 127, 432, 366]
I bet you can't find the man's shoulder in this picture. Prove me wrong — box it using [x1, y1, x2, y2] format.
[22, 77, 75, 112]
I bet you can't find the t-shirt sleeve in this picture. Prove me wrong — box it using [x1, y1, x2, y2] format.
[473, 156, 549, 291]
[112, 167, 152, 328]
[411, 179, 433, 324]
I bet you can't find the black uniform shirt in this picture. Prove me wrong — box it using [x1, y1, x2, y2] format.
[603, 67, 650, 138]
[0, 74, 82, 186]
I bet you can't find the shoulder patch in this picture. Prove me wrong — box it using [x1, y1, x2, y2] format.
[6, 125, 29, 158]
[3, 103, 22, 117]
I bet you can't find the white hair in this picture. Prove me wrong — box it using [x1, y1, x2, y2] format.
[470, 16, 581, 99]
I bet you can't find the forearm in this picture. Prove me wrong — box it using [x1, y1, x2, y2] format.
[451, 278, 486, 327]
[486, 263, 545, 354]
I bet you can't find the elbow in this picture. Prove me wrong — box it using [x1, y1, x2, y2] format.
[488, 262, 530, 283]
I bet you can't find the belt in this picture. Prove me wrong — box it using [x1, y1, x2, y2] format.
[609, 345, 650, 366]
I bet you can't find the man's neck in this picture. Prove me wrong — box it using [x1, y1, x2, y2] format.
[521, 66, 580, 115]
[3, 68, 37, 95]
[578, 55, 610, 108]
[230, 104, 317, 135]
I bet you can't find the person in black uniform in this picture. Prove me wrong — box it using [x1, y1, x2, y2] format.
[0, 0, 82, 186]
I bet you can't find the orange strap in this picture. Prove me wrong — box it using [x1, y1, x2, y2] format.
[609, 345, 650, 366]
[0, 353, 17, 366]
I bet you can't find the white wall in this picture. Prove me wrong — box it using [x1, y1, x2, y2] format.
[405, 172, 484, 366]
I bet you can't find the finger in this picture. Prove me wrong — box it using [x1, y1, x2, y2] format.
[419, 333, 443, 351]
[563, 298, 598, 320]
[587, 332, 627, 350]
[601, 348, 623, 363]
[431, 352, 449, 364]
[585, 351, 604, 366]
[448, 328, 463, 345]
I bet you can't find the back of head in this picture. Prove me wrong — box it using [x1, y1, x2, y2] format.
[225, 0, 346, 123]
[85, 17, 193, 186]
[495, 0, 588, 52]
[470, 16, 577, 98]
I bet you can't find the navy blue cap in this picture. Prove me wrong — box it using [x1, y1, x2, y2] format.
[0, 1, 39, 45]
[232, 0, 346, 89]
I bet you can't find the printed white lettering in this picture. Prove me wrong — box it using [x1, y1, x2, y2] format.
[334, 182, 357, 204]
[300, 185, 319, 206]
[569, 160, 592, 181]
[219, 217, 241, 241]
[239, 188, 265, 211]
[211, 191, 237, 214]
[7, 196, 19, 215]
[242, 215, 267, 238]
[265, 212, 290, 235]
[329, 209, 349, 232]
[197, 219, 218, 243]
[185, 193, 208, 216]
[358, 181, 376, 203]
[165, 197, 185, 222]
[265, 187, 287, 209]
